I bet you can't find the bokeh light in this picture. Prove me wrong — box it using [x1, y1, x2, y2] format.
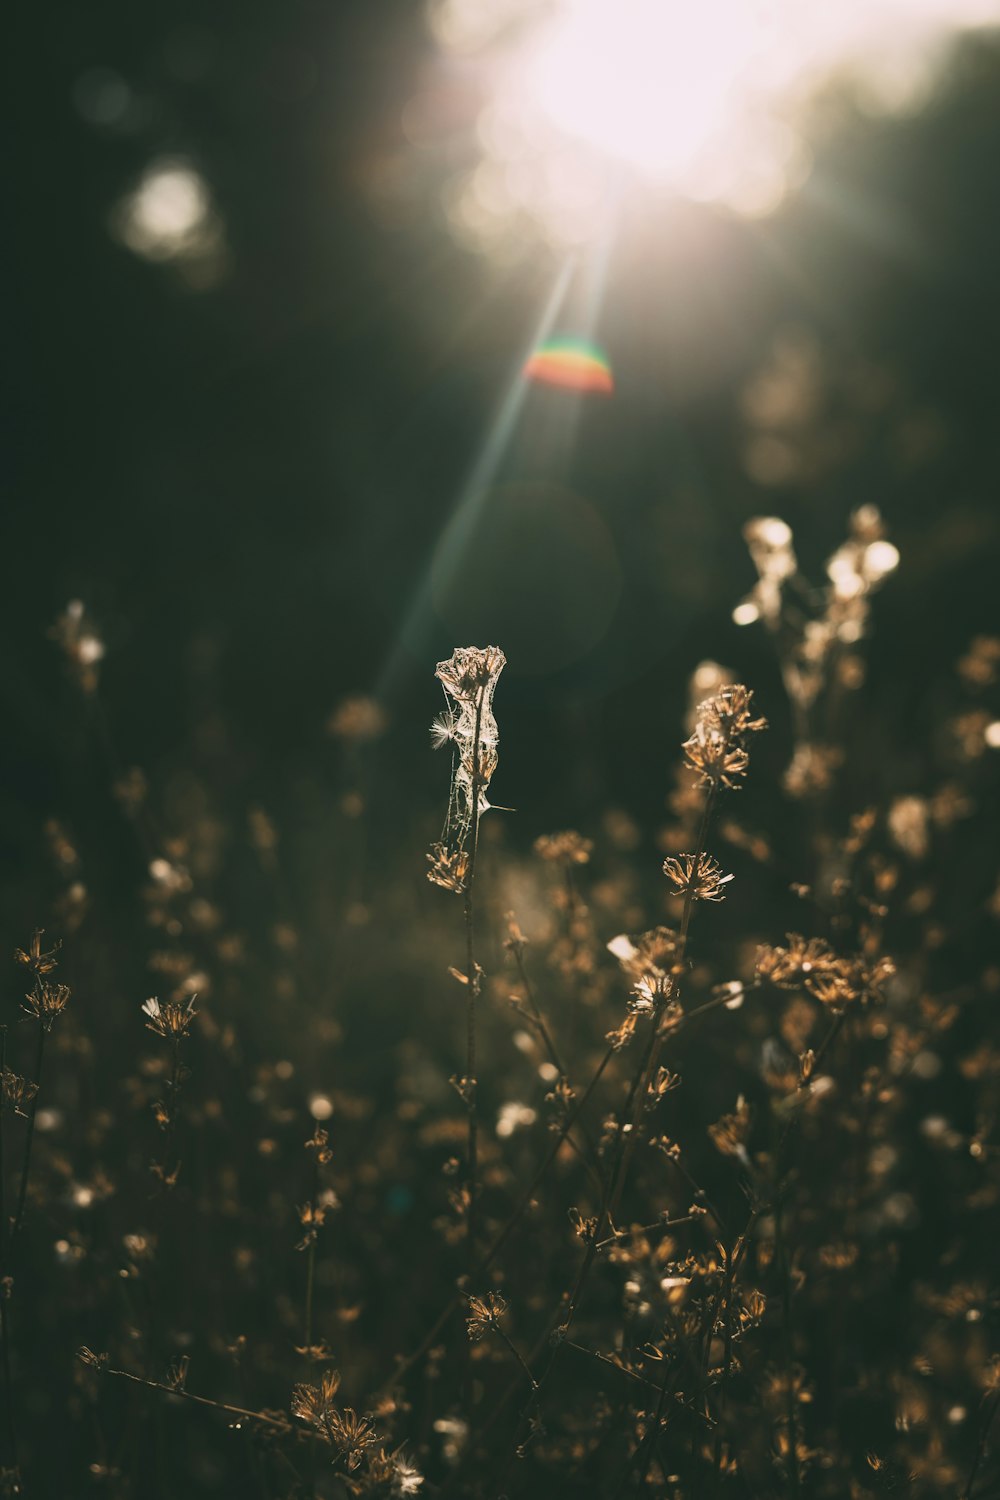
[111, 157, 227, 286]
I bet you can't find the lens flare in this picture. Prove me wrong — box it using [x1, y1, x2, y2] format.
[523, 337, 614, 394]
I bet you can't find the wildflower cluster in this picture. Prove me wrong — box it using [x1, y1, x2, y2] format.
[682, 684, 767, 792]
[6, 483, 999, 1500]
[735, 508, 900, 796]
[292, 1369, 380, 1471]
[756, 933, 895, 1012]
[17, 931, 71, 1031]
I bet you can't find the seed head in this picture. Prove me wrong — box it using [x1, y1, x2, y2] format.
[22, 979, 72, 1030]
[142, 994, 199, 1040]
[683, 685, 766, 791]
[14, 930, 61, 977]
[663, 852, 734, 903]
[465, 1291, 508, 1342]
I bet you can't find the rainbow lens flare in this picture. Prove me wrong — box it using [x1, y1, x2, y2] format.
[523, 337, 614, 395]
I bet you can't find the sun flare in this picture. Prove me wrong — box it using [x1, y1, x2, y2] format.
[526, 0, 775, 185]
[427, 0, 999, 243]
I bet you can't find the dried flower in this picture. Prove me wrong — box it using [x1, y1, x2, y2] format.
[434, 645, 505, 703]
[292, 1375, 379, 1468]
[295, 1200, 326, 1251]
[533, 831, 593, 866]
[683, 685, 766, 792]
[756, 936, 894, 1012]
[465, 1291, 508, 1342]
[629, 973, 674, 1013]
[327, 1409, 380, 1471]
[607, 927, 680, 981]
[291, 1367, 342, 1426]
[22, 979, 72, 1030]
[76, 1347, 109, 1370]
[708, 1096, 753, 1159]
[142, 995, 199, 1040]
[1, 1069, 38, 1118]
[305, 1124, 333, 1165]
[426, 842, 470, 894]
[605, 1014, 638, 1052]
[427, 646, 505, 893]
[14, 930, 61, 977]
[756, 934, 841, 991]
[663, 852, 734, 903]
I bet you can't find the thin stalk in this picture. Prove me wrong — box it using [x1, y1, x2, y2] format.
[800, 1009, 847, 1090]
[398, 914, 754, 1404]
[463, 685, 485, 1276]
[774, 1166, 800, 1498]
[495, 780, 728, 1473]
[303, 1242, 316, 1352]
[491, 1321, 537, 1393]
[962, 1387, 1000, 1500]
[595, 1212, 697, 1251]
[0, 1028, 6, 1256]
[12, 1022, 46, 1241]
[0, 1028, 17, 1476]
[608, 785, 718, 1224]
[303, 1149, 320, 1352]
[510, 943, 564, 1075]
[711, 1224, 754, 1494]
[378, 1040, 616, 1400]
[161, 1034, 182, 1183]
[508, 941, 603, 1190]
[99, 1365, 292, 1432]
[563, 1340, 676, 1398]
[468, 963, 754, 1474]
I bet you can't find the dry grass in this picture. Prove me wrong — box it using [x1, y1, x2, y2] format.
[1, 509, 998, 1498]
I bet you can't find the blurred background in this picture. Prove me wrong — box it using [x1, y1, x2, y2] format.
[5, 0, 1000, 920]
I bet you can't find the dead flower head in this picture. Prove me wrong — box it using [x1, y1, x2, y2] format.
[426, 842, 470, 894]
[305, 1124, 333, 1164]
[1, 1068, 38, 1118]
[292, 1374, 378, 1472]
[14, 930, 61, 977]
[533, 831, 593, 866]
[756, 935, 894, 1012]
[434, 645, 505, 703]
[683, 685, 766, 791]
[22, 979, 72, 1030]
[142, 995, 199, 1040]
[663, 852, 734, 903]
[708, 1096, 753, 1159]
[427, 646, 506, 894]
[464, 1291, 508, 1342]
[291, 1367, 342, 1426]
[629, 973, 674, 1014]
[295, 1199, 326, 1250]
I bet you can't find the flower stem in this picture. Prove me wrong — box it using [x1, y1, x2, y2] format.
[12, 1023, 46, 1242]
[0, 1028, 18, 1475]
[463, 684, 485, 1278]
